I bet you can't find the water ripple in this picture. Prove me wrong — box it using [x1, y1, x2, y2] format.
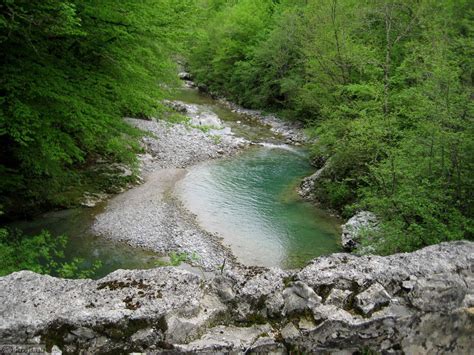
[178, 146, 341, 268]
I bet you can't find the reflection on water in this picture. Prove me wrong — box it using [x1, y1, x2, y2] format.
[178, 146, 341, 269]
[10, 207, 160, 279]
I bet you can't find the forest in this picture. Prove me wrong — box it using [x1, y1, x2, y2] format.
[189, 0, 473, 254]
[0, 0, 473, 275]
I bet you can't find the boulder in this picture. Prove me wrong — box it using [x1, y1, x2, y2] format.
[354, 282, 391, 315]
[163, 99, 188, 113]
[178, 72, 192, 81]
[325, 288, 352, 308]
[81, 192, 108, 208]
[189, 111, 222, 128]
[341, 211, 378, 251]
[282, 281, 322, 315]
[0, 241, 472, 354]
[163, 100, 224, 128]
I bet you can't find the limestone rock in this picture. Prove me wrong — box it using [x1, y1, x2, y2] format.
[325, 288, 352, 308]
[341, 211, 378, 251]
[0, 241, 472, 354]
[407, 273, 467, 312]
[212, 276, 235, 302]
[280, 322, 299, 341]
[178, 72, 192, 81]
[282, 281, 322, 315]
[299, 164, 328, 200]
[176, 324, 273, 353]
[250, 336, 286, 353]
[239, 268, 287, 302]
[163, 100, 224, 128]
[81, 192, 108, 208]
[354, 283, 391, 315]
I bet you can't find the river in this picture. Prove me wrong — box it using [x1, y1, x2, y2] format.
[173, 87, 341, 268]
[10, 86, 341, 277]
[178, 146, 341, 269]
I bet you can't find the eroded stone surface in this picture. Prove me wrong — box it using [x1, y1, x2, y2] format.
[299, 164, 328, 200]
[0, 241, 472, 354]
[341, 211, 378, 251]
[354, 283, 391, 315]
[325, 288, 352, 308]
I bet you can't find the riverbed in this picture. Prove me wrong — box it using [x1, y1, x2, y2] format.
[10, 85, 342, 277]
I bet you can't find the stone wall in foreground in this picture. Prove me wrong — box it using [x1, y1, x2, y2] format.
[0, 241, 473, 354]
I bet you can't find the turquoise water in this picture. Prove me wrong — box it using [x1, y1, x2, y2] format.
[178, 145, 341, 269]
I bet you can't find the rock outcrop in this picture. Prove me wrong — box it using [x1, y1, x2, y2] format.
[299, 163, 328, 200]
[341, 211, 378, 251]
[1, 241, 473, 354]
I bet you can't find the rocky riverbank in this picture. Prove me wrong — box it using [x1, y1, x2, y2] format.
[1, 241, 472, 353]
[216, 98, 308, 145]
[91, 75, 315, 271]
[182, 75, 307, 144]
[129, 117, 248, 172]
[92, 116, 248, 271]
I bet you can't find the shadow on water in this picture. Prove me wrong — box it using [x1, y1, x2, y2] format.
[9, 206, 161, 279]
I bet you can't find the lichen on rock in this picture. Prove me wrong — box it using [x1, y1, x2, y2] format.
[0, 241, 472, 353]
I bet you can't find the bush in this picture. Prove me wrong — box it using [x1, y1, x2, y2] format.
[189, 0, 474, 254]
[0, 228, 101, 278]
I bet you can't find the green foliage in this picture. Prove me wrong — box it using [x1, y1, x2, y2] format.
[169, 252, 190, 266]
[211, 135, 222, 144]
[189, 0, 474, 253]
[189, 0, 277, 102]
[170, 251, 200, 266]
[155, 251, 200, 267]
[165, 113, 191, 125]
[358, 124, 474, 254]
[0, 228, 101, 278]
[189, 124, 215, 133]
[0, 0, 198, 216]
[0, 1, 201, 275]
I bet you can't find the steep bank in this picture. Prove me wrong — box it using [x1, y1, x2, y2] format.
[1, 241, 472, 353]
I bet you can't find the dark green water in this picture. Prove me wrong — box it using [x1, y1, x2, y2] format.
[178, 145, 341, 269]
[10, 207, 161, 279]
